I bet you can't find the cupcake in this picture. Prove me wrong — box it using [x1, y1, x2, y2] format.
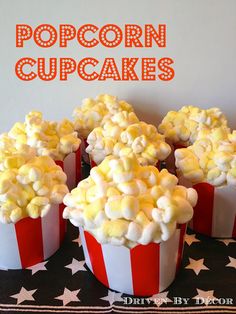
[0, 155, 69, 269]
[73, 94, 134, 163]
[63, 155, 197, 295]
[175, 128, 236, 238]
[86, 111, 171, 169]
[8, 111, 81, 190]
[158, 106, 229, 173]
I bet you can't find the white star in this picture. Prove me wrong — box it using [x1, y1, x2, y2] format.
[100, 290, 123, 305]
[148, 291, 172, 307]
[226, 256, 236, 269]
[217, 239, 236, 246]
[193, 289, 217, 305]
[11, 287, 37, 304]
[72, 235, 82, 247]
[185, 234, 200, 246]
[185, 258, 209, 275]
[55, 288, 80, 306]
[65, 258, 86, 275]
[27, 261, 48, 275]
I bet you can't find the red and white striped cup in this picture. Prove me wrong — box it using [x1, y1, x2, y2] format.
[0, 203, 66, 270]
[79, 224, 186, 296]
[56, 146, 81, 191]
[189, 183, 236, 238]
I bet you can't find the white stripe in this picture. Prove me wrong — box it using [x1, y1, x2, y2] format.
[79, 227, 93, 272]
[41, 205, 60, 260]
[212, 185, 236, 237]
[102, 243, 133, 295]
[159, 229, 180, 292]
[64, 152, 76, 191]
[0, 223, 21, 269]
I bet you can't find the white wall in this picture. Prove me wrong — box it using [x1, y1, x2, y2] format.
[0, 0, 236, 132]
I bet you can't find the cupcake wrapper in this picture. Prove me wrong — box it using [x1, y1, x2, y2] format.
[190, 182, 236, 238]
[79, 224, 186, 296]
[0, 204, 66, 269]
[56, 147, 81, 191]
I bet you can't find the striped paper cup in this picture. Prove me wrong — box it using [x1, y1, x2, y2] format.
[0, 203, 66, 269]
[189, 183, 236, 238]
[79, 224, 186, 296]
[56, 146, 82, 191]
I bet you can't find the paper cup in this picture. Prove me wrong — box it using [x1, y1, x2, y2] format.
[189, 183, 236, 238]
[0, 203, 66, 269]
[79, 224, 186, 296]
[56, 147, 81, 191]
[81, 138, 90, 164]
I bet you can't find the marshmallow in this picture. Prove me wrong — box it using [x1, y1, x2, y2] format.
[175, 129, 236, 186]
[0, 156, 69, 223]
[63, 154, 195, 247]
[8, 112, 81, 161]
[86, 112, 171, 166]
[159, 106, 228, 145]
[73, 94, 134, 138]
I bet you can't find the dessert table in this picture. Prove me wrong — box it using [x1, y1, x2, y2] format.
[0, 163, 235, 314]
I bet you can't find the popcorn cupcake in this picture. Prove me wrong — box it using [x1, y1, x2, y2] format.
[86, 111, 171, 169]
[73, 94, 134, 164]
[0, 155, 69, 269]
[63, 155, 197, 295]
[158, 106, 229, 173]
[8, 111, 81, 190]
[175, 128, 236, 238]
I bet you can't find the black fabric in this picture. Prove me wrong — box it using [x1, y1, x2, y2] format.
[0, 163, 235, 314]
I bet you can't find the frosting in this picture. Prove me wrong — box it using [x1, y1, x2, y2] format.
[86, 112, 171, 165]
[175, 128, 236, 186]
[73, 94, 134, 138]
[63, 155, 196, 247]
[8, 111, 81, 161]
[158, 106, 228, 145]
[0, 156, 69, 224]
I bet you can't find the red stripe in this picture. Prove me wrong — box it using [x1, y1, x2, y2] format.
[84, 138, 89, 149]
[89, 156, 97, 168]
[15, 217, 44, 268]
[59, 203, 66, 244]
[174, 143, 187, 150]
[232, 216, 236, 238]
[192, 183, 214, 236]
[84, 231, 109, 288]
[131, 243, 160, 296]
[176, 224, 187, 273]
[76, 147, 82, 184]
[55, 160, 64, 170]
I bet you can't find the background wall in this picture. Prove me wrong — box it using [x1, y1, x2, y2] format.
[0, 0, 236, 132]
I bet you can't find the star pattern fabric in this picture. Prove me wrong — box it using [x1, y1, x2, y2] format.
[193, 289, 217, 305]
[100, 290, 123, 305]
[185, 258, 209, 275]
[226, 256, 236, 269]
[27, 261, 48, 275]
[72, 235, 82, 247]
[55, 288, 81, 306]
[0, 223, 235, 313]
[65, 258, 86, 275]
[185, 233, 200, 246]
[149, 291, 173, 307]
[11, 287, 37, 304]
